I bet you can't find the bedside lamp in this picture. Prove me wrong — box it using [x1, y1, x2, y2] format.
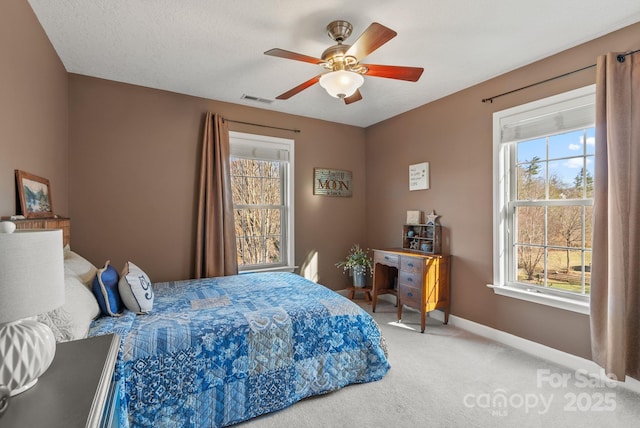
[0, 224, 65, 396]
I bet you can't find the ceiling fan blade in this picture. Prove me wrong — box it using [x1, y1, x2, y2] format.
[275, 75, 321, 100]
[344, 89, 363, 105]
[345, 23, 397, 61]
[363, 64, 424, 82]
[264, 48, 325, 65]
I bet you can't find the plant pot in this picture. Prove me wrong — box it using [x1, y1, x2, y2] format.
[353, 269, 367, 287]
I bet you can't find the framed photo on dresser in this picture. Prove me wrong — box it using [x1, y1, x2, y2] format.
[15, 170, 54, 218]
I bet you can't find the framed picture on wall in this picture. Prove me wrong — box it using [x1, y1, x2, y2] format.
[409, 162, 429, 191]
[15, 170, 54, 218]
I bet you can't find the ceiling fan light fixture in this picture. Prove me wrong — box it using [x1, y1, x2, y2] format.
[319, 70, 364, 99]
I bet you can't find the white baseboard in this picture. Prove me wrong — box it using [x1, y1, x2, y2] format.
[427, 309, 640, 395]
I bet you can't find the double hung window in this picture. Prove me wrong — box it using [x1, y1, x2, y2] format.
[491, 86, 595, 313]
[229, 132, 294, 272]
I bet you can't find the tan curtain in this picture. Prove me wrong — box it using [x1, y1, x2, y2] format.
[195, 112, 238, 278]
[591, 52, 640, 381]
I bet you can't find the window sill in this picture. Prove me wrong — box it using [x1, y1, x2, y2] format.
[240, 265, 297, 274]
[486, 284, 590, 315]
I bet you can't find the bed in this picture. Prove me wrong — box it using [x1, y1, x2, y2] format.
[87, 271, 390, 428]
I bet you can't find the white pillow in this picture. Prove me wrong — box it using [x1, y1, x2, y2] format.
[65, 273, 101, 339]
[63, 246, 98, 288]
[118, 261, 154, 314]
[39, 271, 101, 341]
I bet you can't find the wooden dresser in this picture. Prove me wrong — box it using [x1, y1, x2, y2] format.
[372, 248, 450, 333]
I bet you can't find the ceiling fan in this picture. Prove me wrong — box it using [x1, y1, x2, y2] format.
[264, 20, 424, 105]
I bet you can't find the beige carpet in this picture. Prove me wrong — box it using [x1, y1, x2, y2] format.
[239, 298, 640, 427]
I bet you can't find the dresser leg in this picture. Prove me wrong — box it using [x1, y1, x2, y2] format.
[421, 311, 426, 333]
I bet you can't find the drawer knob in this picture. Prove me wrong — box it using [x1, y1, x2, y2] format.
[408, 292, 413, 297]
[407, 277, 413, 282]
[384, 256, 390, 260]
[408, 263, 414, 267]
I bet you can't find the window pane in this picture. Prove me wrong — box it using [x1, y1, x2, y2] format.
[516, 245, 544, 284]
[516, 160, 545, 200]
[547, 206, 583, 248]
[230, 159, 247, 205]
[240, 236, 264, 265]
[243, 177, 263, 204]
[244, 208, 264, 237]
[517, 138, 546, 164]
[265, 236, 281, 263]
[234, 209, 245, 237]
[548, 130, 584, 160]
[516, 206, 544, 245]
[548, 159, 577, 199]
[547, 248, 584, 293]
[264, 209, 281, 235]
[263, 177, 281, 204]
[264, 161, 280, 178]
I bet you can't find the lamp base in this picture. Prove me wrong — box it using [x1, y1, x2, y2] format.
[0, 319, 56, 396]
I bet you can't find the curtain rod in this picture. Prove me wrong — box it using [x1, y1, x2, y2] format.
[223, 118, 301, 133]
[481, 48, 640, 103]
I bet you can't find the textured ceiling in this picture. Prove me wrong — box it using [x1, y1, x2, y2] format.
[28, 0, 640, 127]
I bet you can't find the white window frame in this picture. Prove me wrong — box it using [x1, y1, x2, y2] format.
[488, 85, 595, 315]
[229, 131, 295, 273]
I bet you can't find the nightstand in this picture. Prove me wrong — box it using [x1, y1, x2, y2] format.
[1, 333, 120, 428]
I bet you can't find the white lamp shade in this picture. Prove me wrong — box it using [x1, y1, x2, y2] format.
[0, 229, 65, 324]
[319, 71, 364, 98]
[0, 228, 64, 396]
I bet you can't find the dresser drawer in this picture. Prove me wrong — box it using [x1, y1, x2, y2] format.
[375, 251, 399, 267]
[398, 270, 421, 287]
[400, 257, 423, 275]
[399, 284, 422, 308]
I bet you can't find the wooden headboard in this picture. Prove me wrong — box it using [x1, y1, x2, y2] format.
[8, 217, 70, 247]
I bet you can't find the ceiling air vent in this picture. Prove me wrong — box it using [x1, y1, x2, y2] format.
[241, 94, 273, 104]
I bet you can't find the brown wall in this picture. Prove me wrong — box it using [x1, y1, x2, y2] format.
[365, 21, 640, 359]
[68, 75, 367, 285]
[0, 0, 68, 217]
[6, 0, 640, 361]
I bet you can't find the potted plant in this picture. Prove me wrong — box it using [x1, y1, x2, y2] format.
[335, 244, 373, 287]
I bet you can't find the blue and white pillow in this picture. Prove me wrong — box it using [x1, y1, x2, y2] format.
[118, 261, 154, 314]
[92, 261, 123, 316]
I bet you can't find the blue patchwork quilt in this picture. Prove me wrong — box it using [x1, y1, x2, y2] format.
[89, 272, 390, 427]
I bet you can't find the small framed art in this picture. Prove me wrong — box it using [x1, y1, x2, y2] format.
[409, 162, 429, 191]
[15, 170, 54, 218]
